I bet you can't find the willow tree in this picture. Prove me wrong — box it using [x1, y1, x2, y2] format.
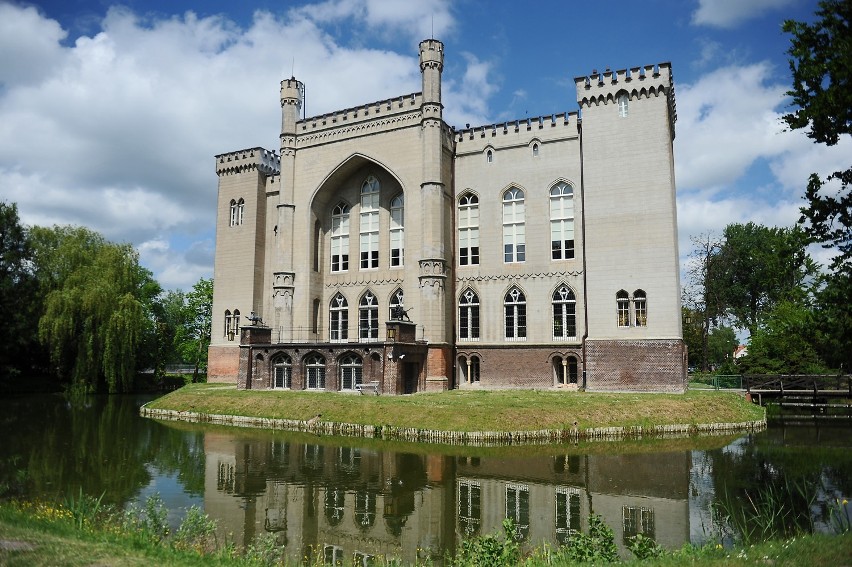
[30, 226, 160, 393]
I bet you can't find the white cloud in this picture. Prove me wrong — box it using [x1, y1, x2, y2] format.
[692, 0, 798, 29]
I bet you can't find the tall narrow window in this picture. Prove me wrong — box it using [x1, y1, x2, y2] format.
[232, 310, 240, 334]
[272, 355, 292, 389]
[389, 288, 404, 320]
[224, 310, 233, 340]
[229, 200, 238, 226]
[622, 506, 655, 544]
[305, 354, 326, 389]
[553, 285, 577, 339]
[458, 194, 480, 266]
[556, 488, 582, 545]
[354, 491, 376, 529]
[486, 149, 493, 163]
[390, 194, 404, 267]
[503, 188, 525, 263]
[504, 287, 527, 340]
[506, 484, 530, 541]
[532, 143, 539, 157]
[617, 290, 630, 327]
[339, 354, 362, 391]
[618, 93, 629, 117]
[324, 490, 345, 526]
[331, 203, 350, 272]
[458, 481, 482, 537]
[237, 199, 244, 225]
[634, 290, 647, 327]
[459, 289, 480, 340]
[330, 293, 348, 341]
[360, 176, 379, 269]
[359, 291, 378, 341]
[550, 183, 575, 260]
[313, 220, 321, 271]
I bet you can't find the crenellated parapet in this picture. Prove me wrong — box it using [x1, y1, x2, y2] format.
[455, 112, 579, 145]
[419, 39, 444, 72]
[216, 148, 280, 177]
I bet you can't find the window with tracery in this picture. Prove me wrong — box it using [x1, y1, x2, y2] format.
[504, 287, 527, 340]
[304, 355, 326, 389]
[339, 354, 363, 391]
[503, 188, 525, 263]
[389, 288, 404, 320]
[330, 293, 348, 341]
[360, 176, 379, 269]
[272, 355, 292, 389]
[458, 481, 481, 537]
[550, 183, 575, 260]
[359, 291, 378, 341]
[458, 194, 480, 266]
[553, 285, 577, 339]
[331, 202, 350, 272]
[506, 483, 530, 541]
[459, 289, 480, 340]
[390, 194, 404, 267]
[229, 198, 244, 226]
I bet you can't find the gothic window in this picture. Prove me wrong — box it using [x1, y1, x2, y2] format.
[354, 491, 376, 529]
[618, 93, 629, 117]
[304, 354, 326, 389]
[506, 483, 530, 541]
[390, 194, 404, 267]
[550, 183, 575, 260]
[459, 289, 480, 340]
[617, 290, 630, 327]
[553, 285, 577, 339]
[458, 355, 481, 383]
[231, 310, 240, 338]
[360, 176, 380, 269]
[331, 202, 350, 272]
[330, 293, 348, 341]
[339, 354, 363, 391]
[622, 506, 655, 545]
[324, 490, 345, 526]
[458, 193, 480, 266]
[358, 291, 379, 341]
[272, 355, 292, 389]
[556, 488, 582, 545]
[458, 481, 481, 537]
[504, 287, 527, 340]
[229, 198, 244, 227]
[486, 149, 493, 163]
[532, 143, 539, 157]
[224, 310, 233, 340]
[502, 187, 526, 263]
[634, 289, 647, 327]
[389, 288, 404, 320]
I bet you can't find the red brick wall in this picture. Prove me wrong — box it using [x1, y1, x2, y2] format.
[456, 346, 583, 389]
[207, 345, 239, 383]
[585, 339, 686, 392]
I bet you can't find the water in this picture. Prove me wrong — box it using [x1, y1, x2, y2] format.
[0, 394, 849, 563]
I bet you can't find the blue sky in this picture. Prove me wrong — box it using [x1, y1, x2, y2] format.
[2, 0, 848, 291]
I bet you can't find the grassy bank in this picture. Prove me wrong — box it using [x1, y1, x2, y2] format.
[1, 498, 850, 567]
[145, 384, 764, 434]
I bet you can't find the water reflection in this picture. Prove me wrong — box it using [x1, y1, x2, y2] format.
[0, 395, 849, 565]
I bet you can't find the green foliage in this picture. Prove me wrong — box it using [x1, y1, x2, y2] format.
[783, 1, 852, 270]
[176, 277, 213, 381]
[558, 514, 618, 563]
[29, 225, 161, 393]
[627, 533, 663, 560]
[63, 488, 106, 531]
[243, 532, 285, 566]
[452, 518, 521, 567]
[811, 267, 852, 371]
[172, 505, 218, 553]
[123, 494, 170, 544]
[829, 498, 851, 534]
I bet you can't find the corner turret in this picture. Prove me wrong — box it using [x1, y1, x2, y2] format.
[419, 39, 444, 107]
[280, 77, 304, 137]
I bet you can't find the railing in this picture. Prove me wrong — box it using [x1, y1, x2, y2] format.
[743, 374, 852, 394]
[269, 326, 426, 344]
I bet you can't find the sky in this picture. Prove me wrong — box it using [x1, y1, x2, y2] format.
[1, 0, 848, 292]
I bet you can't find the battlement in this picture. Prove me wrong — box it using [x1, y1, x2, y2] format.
[419, 39, 444, 71]
[455, 112, 578, 143]
[296, 92, 423, 133]
[576, 63, 673, 105]
[215, 147, 280, 177]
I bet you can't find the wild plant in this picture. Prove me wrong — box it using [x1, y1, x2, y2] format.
[451, 518, 521, 567]
[172, 505, 218, 553]
[244, 532, 284, 566]
[828, 498, 850, 534]
[557, 514, 618, 563]
[123, 493, 170, 543]
[63, 487, 105, 530]
[627, 532, 662, 560]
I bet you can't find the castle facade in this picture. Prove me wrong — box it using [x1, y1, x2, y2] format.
[208, 39, 685, 393]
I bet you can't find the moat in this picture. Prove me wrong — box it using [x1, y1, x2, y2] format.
[1, 394, 849, 563]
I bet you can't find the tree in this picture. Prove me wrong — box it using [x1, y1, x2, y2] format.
[783, 0, 852, 270]
[682, 233, 725, 372]
[0, 202, 40, 384]
[811, 266, 852, 371]
[175, 278, 212, 382]
[29, 226, 161, 393]
[715, 223, 817, 336]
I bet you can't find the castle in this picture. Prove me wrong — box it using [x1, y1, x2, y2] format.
[208, 39, 685, 393]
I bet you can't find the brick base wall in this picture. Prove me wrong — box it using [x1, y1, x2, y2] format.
[585, 339, 686, 392]
[207, 345, 239, 383]
[456, 345, 583, 389]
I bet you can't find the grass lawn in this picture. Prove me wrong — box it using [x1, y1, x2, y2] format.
[145, 384, 764, 433]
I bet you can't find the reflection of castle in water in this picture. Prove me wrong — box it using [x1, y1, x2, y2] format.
[205, 434, 690, 563]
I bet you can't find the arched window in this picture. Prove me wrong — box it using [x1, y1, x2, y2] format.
[554, 355, 578, 385]
[486, 149, 493, 163]
[458, 193, 480, 266]
[359, 291, 378, 341]
[634, 289, 647, 327]
[553, 285, 577, 339]
[389, 288, 404, 320]
[504, 287, 527, 340]
[305, 354, 326, 389]
[354, 491, 376, 529]
[224, 310, 233, 340]
[550, 183, 575, 260]
[331, 202, 350, 272]
[272, 355, 292, 389]
[458, 355, 481, 384]
[339, 354, 362, 391]
[532, 143, 539, 157]
[390, 194, 404, 267]
[229, 200, 238, 227]
[617, 290, 630, 327]
[470, 355, 480, 382]
[324, 488, 345, 526]
[330, 294, 348, 341]
[237, 199, 244, 225]
[458, 481, 481, 537]
[232, 309, 240, 335]
[618, 93, 629, 117]
[360, 176, 380, 269]
[459, 289, 480, 340]
[502, 188, 525, 263]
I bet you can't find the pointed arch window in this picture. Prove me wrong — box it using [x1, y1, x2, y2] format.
[330, 293, 348, 341]
[224, 310, 235, 340]
[486, 149, 493, 163]
[390, 194, 404, 267]
[532, 143, 539, 157]
[389, 288, 404, 320]
[229, 198, 244, 227]
[458, 194, 480, 266]
[324, 488, 345, 526]
[339, 354, 363, 391]
[553, 285, 577, 339]
[502, 188, 525, 263]
[360, 176, 380, 269]
[618, 93, 629, 117]
[272, 355, 292, 389]
[459, 289, 480, 340]
[617, 290, 630, 327]
[331, 203, 350, 272]
[550, 183, 575, 260]
[634, 289, 647, 327]
[305, 354, 326, 389]
[359, 291, 378, 341]
[504, 287, 527, 340]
